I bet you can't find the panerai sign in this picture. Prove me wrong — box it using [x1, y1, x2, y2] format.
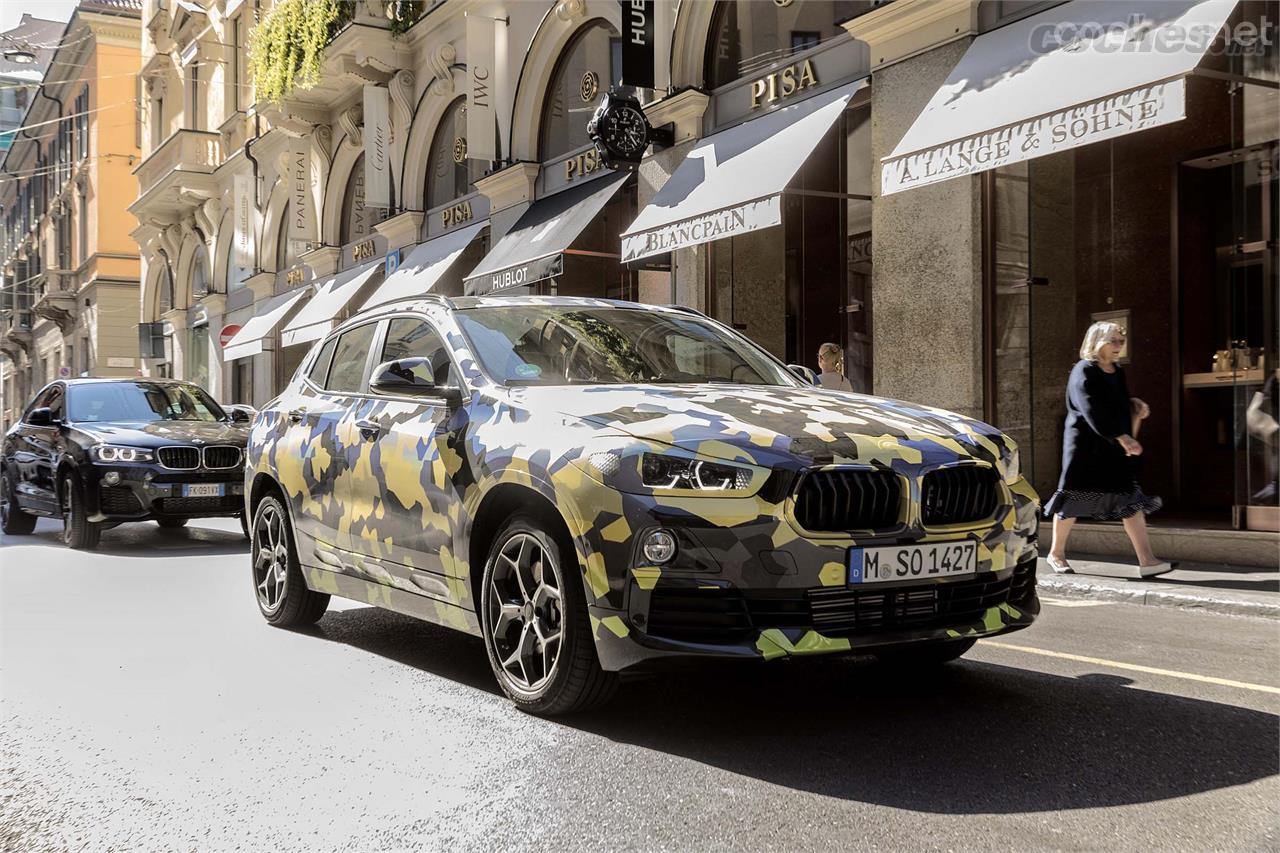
[288, 142, 310, 242]
[750, 59, 818, 109]
[881, 80, 1186, 195]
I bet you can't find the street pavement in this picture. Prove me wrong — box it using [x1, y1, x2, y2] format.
[2, 518, 1278, 852]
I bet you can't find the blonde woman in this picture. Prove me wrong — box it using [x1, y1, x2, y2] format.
[816, 343, 853, 391]
[1045, 322, 1169, 575]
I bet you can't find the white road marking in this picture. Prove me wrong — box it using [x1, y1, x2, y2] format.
[1039, 597, 1113, 608]
[982, 640, 1280, 695]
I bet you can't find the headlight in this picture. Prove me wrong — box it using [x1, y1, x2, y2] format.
[640, 453, 752, 491]
[92, 445, 155, 463]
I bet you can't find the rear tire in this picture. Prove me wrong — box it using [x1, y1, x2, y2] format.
[251, 494, 328, 627]
[156, 517, 189, 529]
[239, 512, 250, 540]
[61, 474, 101, 551]
[875, 637, 976, 667]
[1, 469, 37, 535]
[480, 513, 616, 715]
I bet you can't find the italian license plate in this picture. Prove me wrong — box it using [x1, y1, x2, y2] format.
[182, 483, 225, 498]
[849, 541, 977, 584]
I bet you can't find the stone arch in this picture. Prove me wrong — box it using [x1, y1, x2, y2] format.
[173, 229, 210, 309]
[400, 68, 468, 212]
[142, 253, 174, 322]
[320, 135, 363, 247]
[670, 0, 719, 90]
[507, 1, 621, 164]
[260, 177, 291, 273]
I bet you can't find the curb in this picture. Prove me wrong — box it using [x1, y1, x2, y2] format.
[1036, 573, 1280, 620]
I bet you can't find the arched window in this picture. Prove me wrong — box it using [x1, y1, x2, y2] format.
[192, 243, 210, 298]
[704, 1, 861, 90]
[156, 255, 174, 312]
[275, 203, 296, 271]
[340, 156, 383, 244]
[539, 20, 621, 161]
[425, 97, 487, 211]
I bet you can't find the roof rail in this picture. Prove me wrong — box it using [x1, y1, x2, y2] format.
[374, 293, 456, 311]
[661, 303, 710, 319]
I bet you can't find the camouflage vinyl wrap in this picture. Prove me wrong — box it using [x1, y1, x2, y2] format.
[247, 297, 1040, 672]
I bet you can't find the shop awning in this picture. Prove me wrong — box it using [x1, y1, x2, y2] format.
[279, 262, 381, 348]
[621, 79, 868, 263]
[361, 220, 487, 311]
[221, 287, 312, 361]
[464, 172, 630, 295]
[881, 0, 1239, 195]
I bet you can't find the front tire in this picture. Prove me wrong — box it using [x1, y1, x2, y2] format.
[875, 637, 976, 667]
[1, 469, 37, 535]
[251, 494, 328, 626]
[156, 517, 189, 529]
[61, 474, 101, 550]
[480, 514, 616, 715]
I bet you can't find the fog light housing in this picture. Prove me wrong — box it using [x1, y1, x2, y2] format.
[102, 471, 121, 486]
[642, 529, 677, 564]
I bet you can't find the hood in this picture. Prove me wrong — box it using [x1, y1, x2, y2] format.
[72, 420, 250, 448]
[518, 384, 1013, 471]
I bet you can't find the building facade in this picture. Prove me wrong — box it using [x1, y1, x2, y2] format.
[0, 1, 143, 429]
[130, 0, 1276, 533]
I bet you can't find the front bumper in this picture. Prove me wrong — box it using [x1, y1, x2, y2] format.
[571, 476, 1041, 672]
[81, 464, 245, 522]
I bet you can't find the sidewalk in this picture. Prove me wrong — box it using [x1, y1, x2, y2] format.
[1035, 555, 1280, 620]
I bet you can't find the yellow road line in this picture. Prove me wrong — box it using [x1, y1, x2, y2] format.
[981, 640, 1280, 696]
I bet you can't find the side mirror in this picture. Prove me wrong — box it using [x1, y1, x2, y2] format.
[226, 406, 253, 423]
[787, 364, 818, 386]
[370, 357, 463, 405]
[27, 407, 55, 426]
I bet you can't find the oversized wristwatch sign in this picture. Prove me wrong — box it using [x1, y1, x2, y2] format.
[586, 90, 671, 172]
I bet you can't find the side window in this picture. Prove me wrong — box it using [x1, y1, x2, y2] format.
[324, 323, 378, 393]
[24, 386, 55, 420]
[307, 338, 338, 387]
[45, 388, 65, 420]
[380, 318, 459, 387]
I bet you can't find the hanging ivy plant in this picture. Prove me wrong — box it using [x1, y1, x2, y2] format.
[248, 0, 344, 104]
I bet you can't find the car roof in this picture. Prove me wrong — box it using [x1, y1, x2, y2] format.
[346, 294, 697, 325]
[60, 377, 203, 386]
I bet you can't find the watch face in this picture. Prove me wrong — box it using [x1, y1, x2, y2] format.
[602, 105, 648, 158]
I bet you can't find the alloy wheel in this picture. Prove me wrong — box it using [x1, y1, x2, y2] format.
[253, 503, 290, 614]
[1, 472, 11, 525]
[487, 532, 564, 693]
[61, 482, 73, 544]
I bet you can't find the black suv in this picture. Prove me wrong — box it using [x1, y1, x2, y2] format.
[1, 378, 251, 549]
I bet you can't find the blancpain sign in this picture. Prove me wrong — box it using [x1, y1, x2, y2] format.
[881, 80, 1186, 196]
[622, 195, 781, 262]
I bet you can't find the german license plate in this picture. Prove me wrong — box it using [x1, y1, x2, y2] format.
[849, 541, 977, 584]
[182, 483, 225, 498]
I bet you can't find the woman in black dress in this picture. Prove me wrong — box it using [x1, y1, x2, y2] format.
[1045, 321, 1168, 575]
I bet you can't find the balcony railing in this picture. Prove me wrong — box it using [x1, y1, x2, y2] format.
[135, 129, 222, 199]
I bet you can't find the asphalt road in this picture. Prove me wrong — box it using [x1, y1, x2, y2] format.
[3, 517, 1277, 852]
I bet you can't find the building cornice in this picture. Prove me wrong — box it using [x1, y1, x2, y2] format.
[841, 0, 977, 69]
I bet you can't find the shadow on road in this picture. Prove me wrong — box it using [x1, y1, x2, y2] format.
[0, 518, 249, 558]
[304, 605, 1279, 814]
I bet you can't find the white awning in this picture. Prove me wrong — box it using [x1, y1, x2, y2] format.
[360, 220, 487, 311]
[881, 0, 1239, 195]
[464, 172, 630, 295]
[621, 79, 868, 263]
[279, 262, 381, 348]
[221, 287, 312, 362]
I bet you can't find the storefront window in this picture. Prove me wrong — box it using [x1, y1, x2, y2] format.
[988, 71, 1279, 529]
[426, 97, 487, 211]
[539, 20, 621, 160]
[707, 101, 872, 381]
[704, 0, 868, 89]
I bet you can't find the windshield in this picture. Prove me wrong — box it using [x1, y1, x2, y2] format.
[68, 382, 227, 423]
[455, 306, 798, 387]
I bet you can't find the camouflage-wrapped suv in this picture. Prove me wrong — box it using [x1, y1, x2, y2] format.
[246, 295, 1040, 714]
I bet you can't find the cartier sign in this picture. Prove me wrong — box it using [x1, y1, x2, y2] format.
[882, 80, 1186, 195]
[750, 59, 818, 110]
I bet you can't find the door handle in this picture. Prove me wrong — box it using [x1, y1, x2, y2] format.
[287, 408, 305, 424]
[356, 419, 381, 440]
